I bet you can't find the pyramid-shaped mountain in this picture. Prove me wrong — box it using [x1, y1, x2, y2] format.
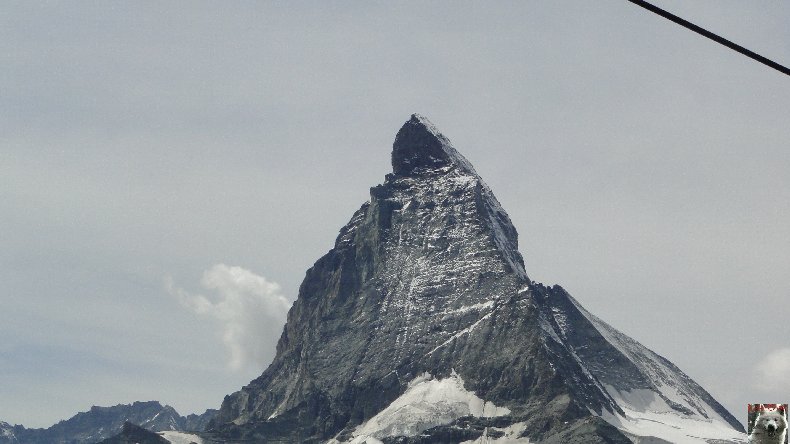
[207, 115, 746, 443]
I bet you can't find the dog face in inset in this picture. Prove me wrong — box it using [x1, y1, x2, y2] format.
[750, 407, 788, 444]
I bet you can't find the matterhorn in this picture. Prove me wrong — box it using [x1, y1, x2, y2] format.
[203, 115, 746, 444]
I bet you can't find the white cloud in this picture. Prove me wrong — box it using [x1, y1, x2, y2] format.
[165, 264, 292, 371]
[753, 348, 790, 394]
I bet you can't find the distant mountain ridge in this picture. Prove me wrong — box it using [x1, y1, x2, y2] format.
[0, 401, 216, 444]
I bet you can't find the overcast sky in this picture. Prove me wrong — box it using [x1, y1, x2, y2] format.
[2, 1, 788, 429]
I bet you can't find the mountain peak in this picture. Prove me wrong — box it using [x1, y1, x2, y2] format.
[392, 114, 477, 176]
[209, 116, 745, 444]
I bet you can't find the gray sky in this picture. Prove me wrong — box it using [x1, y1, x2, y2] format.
[2, 0, 788, 429]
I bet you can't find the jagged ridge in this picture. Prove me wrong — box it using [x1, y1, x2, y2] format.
[3, 402, 216, 444]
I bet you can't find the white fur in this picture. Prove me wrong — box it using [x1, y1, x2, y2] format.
[749, 409, 788, 444]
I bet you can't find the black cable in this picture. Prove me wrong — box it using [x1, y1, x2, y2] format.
[627, 0, 790, 76]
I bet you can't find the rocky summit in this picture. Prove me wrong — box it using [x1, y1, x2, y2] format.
[206, 115, 746, 444]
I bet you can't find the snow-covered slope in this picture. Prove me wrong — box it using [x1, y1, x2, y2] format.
[159, 431, 205, 444]
[536, 284, 747, 443]
[599, 389, 747, 444]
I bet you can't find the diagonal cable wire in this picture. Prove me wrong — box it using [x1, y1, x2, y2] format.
[627, 0, 790, 76]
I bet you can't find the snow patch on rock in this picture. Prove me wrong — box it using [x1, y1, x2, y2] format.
[160, 430, 205, 444]
[336, 371, 510, 442]
[460, 422, 531, 443]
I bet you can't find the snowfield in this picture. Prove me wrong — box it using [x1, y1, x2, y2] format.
[600, 385, 747, 444]
[331, 371, 511, 443]
[159, 430, 205, 444]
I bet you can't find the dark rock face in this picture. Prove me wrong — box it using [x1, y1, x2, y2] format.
[539, 417, 634, 444]
[183, 409, 218, 432]
[391, 114, 476, 177]
[96, 422, 169, 444]
[209, 115, 745, 443]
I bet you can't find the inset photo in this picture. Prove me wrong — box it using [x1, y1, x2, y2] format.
[748, 404, 788, 444]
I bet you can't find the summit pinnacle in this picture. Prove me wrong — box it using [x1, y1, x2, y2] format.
[392, 114, 476, 176]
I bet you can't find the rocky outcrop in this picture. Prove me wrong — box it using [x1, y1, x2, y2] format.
[183, 409, 218, 433]
[0, 421, 20, 444]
